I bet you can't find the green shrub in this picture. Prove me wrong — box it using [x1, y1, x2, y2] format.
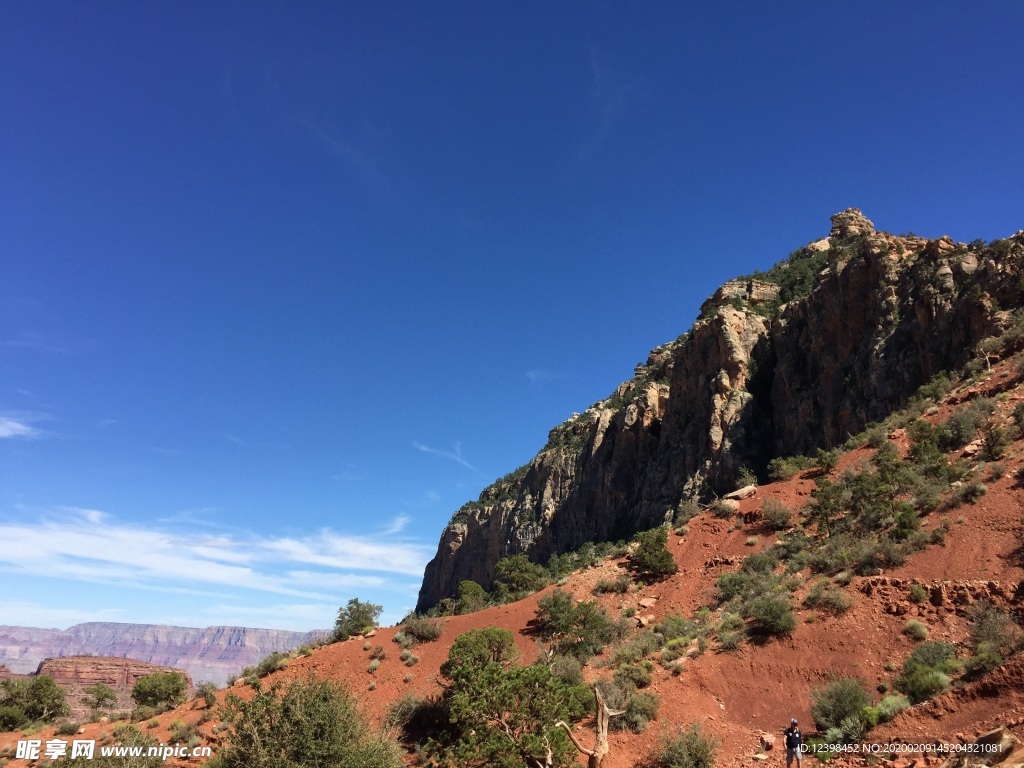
[130, 705, 157, 722]
[876, 694, 910, 722]
[132, 671, 187, 710]
[768, 456, 813, 481]
[593, 575, 633, 594]
[403, 615, 443, 643]
[456, 580, 490, 614]
[493, 554, 551, 602]
[908, 584, 929, 603]
[810, 677, 871, 731]
[895, 642, 958, 703]
[614, 663, 653, 690]
[54, 719, 80, 736]
[743, 595, 796, 636]
[0, 675, 70, 723]
[535, 589, 620, 661]
[803, 580, 852, 615]
[762, 499, 792, 530]
[620, 691, 659, 733]
[638, 723, 718, 768]
[629, 526, 679, 582]
[55, 724, 163, 767]
[209, 677, 402, 768]
[709, 500, 736, 519]
[904, 620, 928, 641]
[197, 681, 218, 708]
[83, 682, 117, 711]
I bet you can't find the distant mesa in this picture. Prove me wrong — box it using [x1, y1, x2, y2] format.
[0, 622, 329, 685]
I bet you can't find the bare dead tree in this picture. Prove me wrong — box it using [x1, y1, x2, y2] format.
[555, 686, 625, 768]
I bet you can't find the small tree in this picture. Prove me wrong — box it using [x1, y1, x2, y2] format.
[429, 627, 589, 768]
[83, 682, 117, 711]
[132, 671, 187, 710]
[629, 527, 678, 582]
[493, 554, 551, 602]
[334, 598, 383, 641]
[457, 580, 490, 614]
[196, 681, 218, 707]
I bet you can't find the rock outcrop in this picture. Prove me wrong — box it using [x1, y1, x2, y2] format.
[36, 656, 195, 718]
[417, 210, 1024, 610]
[0, 623, 328, 684]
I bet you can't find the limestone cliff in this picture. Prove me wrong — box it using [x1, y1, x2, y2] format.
[417, 210, 1024, 610]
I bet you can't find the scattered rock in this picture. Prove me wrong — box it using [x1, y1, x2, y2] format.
[639, 597, 658, 608]
[724, 485, 757, 500]
[759, 733, 776, 751]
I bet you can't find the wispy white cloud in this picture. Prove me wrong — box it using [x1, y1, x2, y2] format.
[0, 413, 46, 439]
[0, 601, 127, 628]
[412, 441, 476, 471]
[382, 515, 411, 534]
[0, 508, 432, 602]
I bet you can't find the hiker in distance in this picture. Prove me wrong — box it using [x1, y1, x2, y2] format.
[784, 718, 804, 767]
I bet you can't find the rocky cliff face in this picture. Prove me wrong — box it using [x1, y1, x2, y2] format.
[0, 623, 327, 684]
[417, 210, 1024, 610]
[36, 656, 195, 718]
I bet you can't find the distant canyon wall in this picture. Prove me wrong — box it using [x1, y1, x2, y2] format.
[0, 622, 328, 684]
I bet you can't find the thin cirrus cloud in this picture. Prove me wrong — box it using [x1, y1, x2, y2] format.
[0, 413, 46, 439]
[412, 441, 476, 471]
[525, 369, 569, 384]
[0, 507, 432, 602]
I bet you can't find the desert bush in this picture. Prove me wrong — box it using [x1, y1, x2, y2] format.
[549, 654, 584, 686]
[768, 455, 814, 481]
[637, 723, 718, 768]
[895, 642, 958, 703]
[54, 719, 79, 736]
[0, 675, 70, 724]
[196, 681, 218, 708]
[620, 691, 659, 733]
[208, 677, 402, 768]
[743, 595, 796, 636]
[168, 719, 198, 744]
[908, 584, 929, 603]
[629, 526, 679, 581]
[594, 575, 633, 594]
[803, 580, 852, 615]
[614, 663, 653, 690]
[403, 614, 443, 643]
[810, 677, 871, 732]
[876, 694, 910, 722]
[762, 499, 792, 530]
[83, 682, 117, 711]
[709, 500, 736, 519]
[904, 620, 928, 641]
[816, 448, 841, 474]
[938, 397, 995, 450]
[130, 705, 157, 722]
[55, 724, 163, 767]
[132, 671, 187, 710]
[675, 499, 702, 526]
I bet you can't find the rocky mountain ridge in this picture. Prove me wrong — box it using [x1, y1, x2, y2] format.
[0, 622, 327, 684]
[417, 209, 1024, 610]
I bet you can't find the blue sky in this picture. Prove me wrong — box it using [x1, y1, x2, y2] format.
[2, 3, 1023, 632]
